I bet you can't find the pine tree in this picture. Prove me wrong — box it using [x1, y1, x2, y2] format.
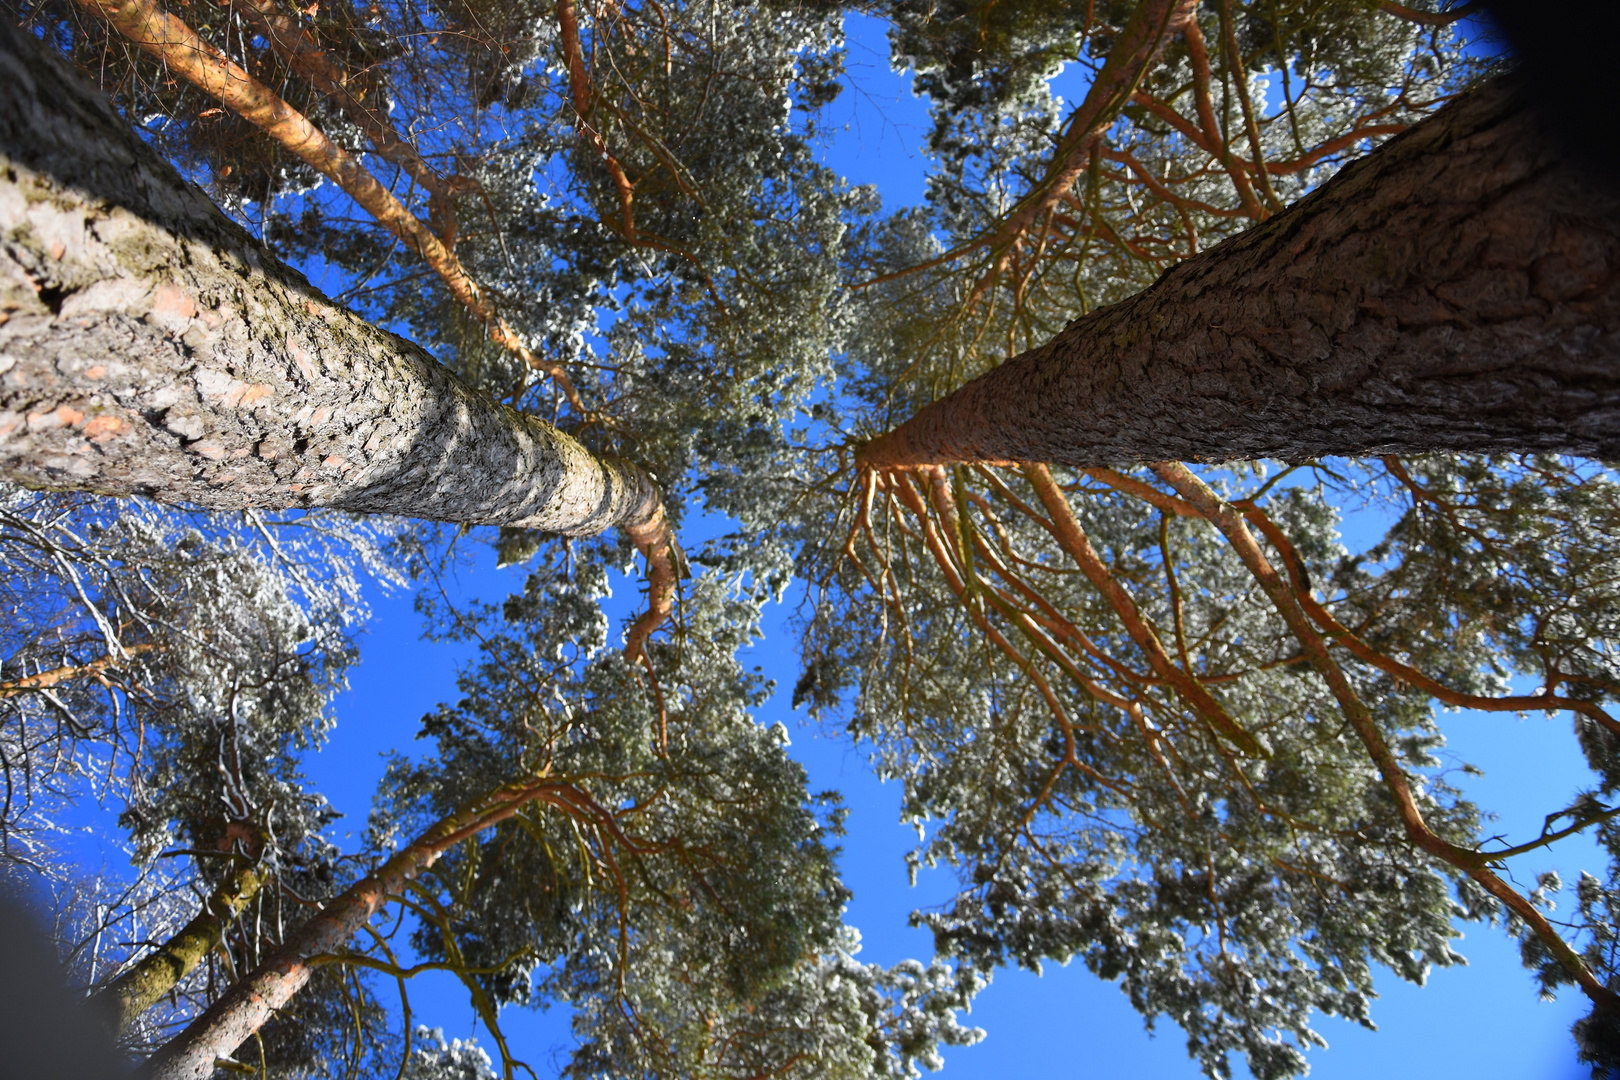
[856, 75, 1620, 470]
[1, 3, 977, 1074]
[802, 4, 1620, 1077]
[8, 0, 1620, 1077]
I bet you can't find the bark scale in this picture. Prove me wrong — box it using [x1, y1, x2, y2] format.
[0, 18, 656, 535]
[858, 76, 1620, 469]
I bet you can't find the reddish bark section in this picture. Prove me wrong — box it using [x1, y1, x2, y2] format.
[859, 77, 1620, 469]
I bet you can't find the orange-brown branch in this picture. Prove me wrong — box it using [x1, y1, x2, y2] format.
[857, 0, 1195, 292]
[1378, 0, 1482, 26]
[1257, 122, 1409, 175]
[0, 645, 155, 700]
[1024, 464, 1264, 756]
[888, 471, 1096, 763]
[622, 503, 677, 664]
[977, 0, 1199, 262]
[1152, 461, 1620, 1019]
[558, 0, 638, 241]
[1181, 16, 1267, 219]
[217, 0, 479, 247]
[1238, 500, 1620, 738]
[1218, 0, 1283, 212]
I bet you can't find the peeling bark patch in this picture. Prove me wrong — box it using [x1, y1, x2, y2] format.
[285, 334, 317, 382]
[83, 414, 124, 440]
[151, 283, 197, 322]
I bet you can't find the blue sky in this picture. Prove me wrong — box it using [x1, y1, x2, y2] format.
[310, 13, 1602, 1078]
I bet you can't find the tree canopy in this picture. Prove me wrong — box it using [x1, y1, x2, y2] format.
[3, 1, 1620, 1078]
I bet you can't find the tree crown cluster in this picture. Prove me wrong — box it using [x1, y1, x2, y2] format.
[5, 1, 1620, 1078]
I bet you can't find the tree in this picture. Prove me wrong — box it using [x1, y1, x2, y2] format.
[0, 481, 396, 1048]
[0, 10, 682, 673]
[807, 454, 1620, 1077]
[10, 0, 1620, 1076]
[0, 17, 662, 540]
[785, 4, 1620, 1078]
[857, 75, 1620, 470]
[0, 5, 982, 1075]
[138, 554, 979, 1080]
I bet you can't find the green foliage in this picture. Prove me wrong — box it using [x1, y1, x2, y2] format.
[11, 0, 1619, 1076]
[368, 550, 978, 1077]
[788, 453, 1620, 1078]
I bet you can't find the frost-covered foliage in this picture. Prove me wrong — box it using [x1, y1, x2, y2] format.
[0, 484, 406, 1055]
[403, 1027, 499, 1080]
[790, 454, 1620, 1079]
[9, 0, 1610, 1077]
[568, 928, 984, 1080]
[0, 486, 398, 859]
[356, 551, 980, 1079]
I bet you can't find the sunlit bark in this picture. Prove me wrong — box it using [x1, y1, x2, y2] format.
[90, 858, 269, 1036]
[137, 773, 616, 1080]
[0, 18, 664, 539]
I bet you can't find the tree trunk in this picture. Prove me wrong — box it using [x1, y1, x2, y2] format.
[0, 19, 655, 535]
[137, 774, 570, 1080]
[858, 76, 1620, 470]
[90, 858, 268, 1036]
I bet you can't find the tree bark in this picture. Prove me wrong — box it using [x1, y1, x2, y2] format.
[0, 18, 655, 535]
[858, 76, 1620, 469]
[90, 858, 269, 1036]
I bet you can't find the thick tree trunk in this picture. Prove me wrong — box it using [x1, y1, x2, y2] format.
[0, 19, 655, 535]
[858, 76, 1620, 469]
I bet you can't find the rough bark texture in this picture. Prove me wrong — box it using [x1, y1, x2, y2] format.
[858, 76, 1620, 469]
[76, 0, 586, 407]
[0, 19, 654, 534]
